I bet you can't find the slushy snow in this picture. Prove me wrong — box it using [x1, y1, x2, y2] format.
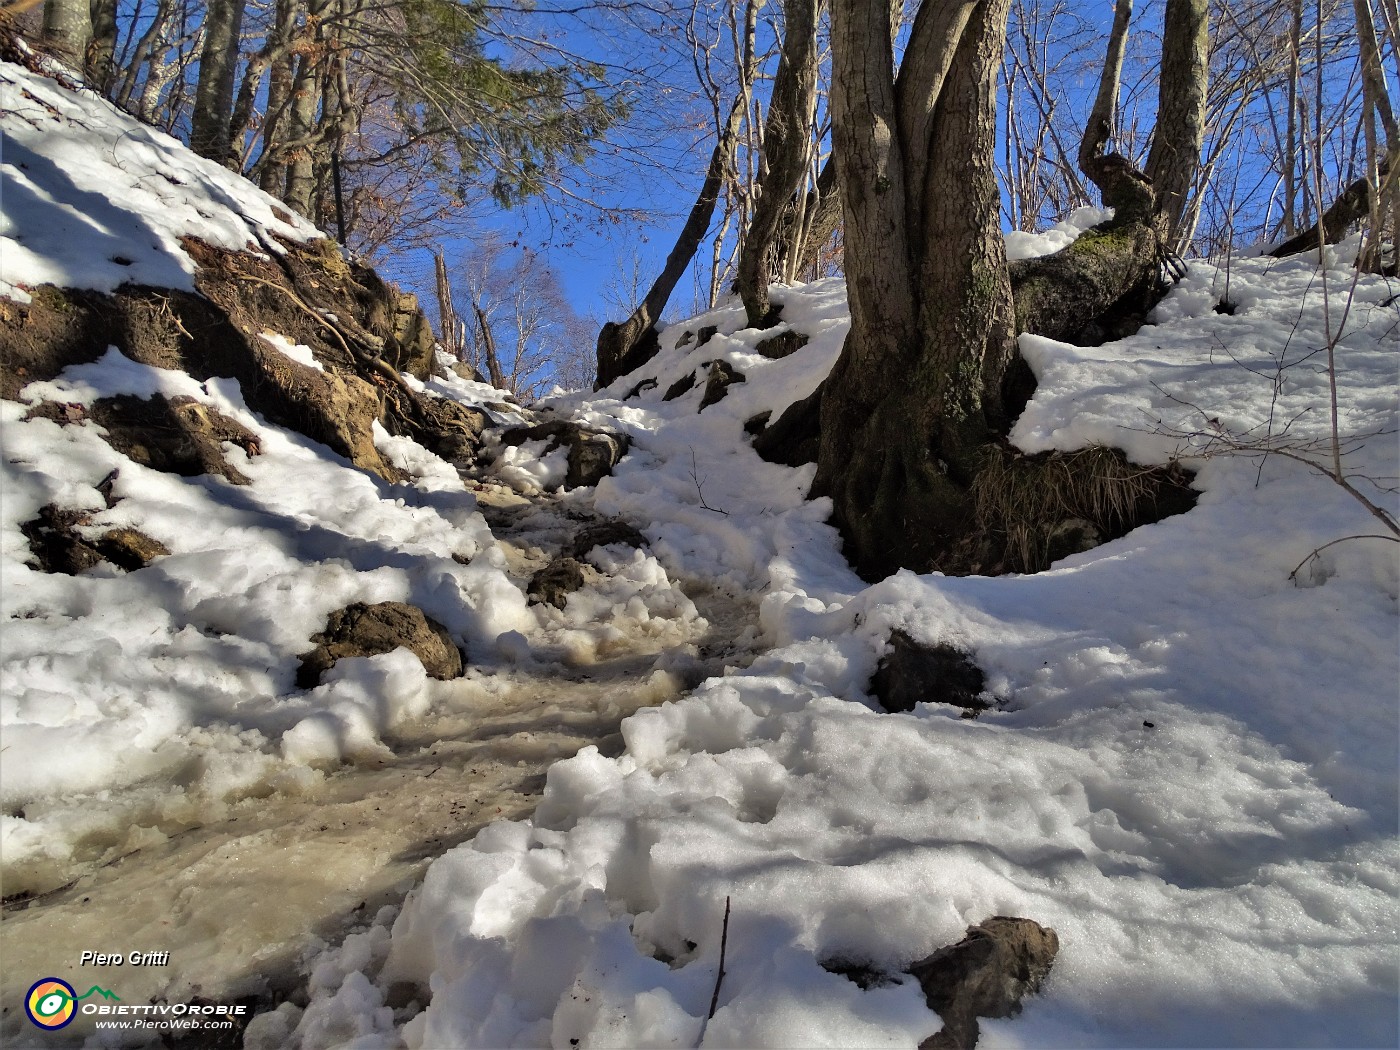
[1, 56, 1396, 1050]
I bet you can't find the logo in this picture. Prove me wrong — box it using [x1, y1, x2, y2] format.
[24, 979, 121, 1029]
[25, 979, 77, 1029]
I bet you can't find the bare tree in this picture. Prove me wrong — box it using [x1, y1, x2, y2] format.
[734, 0, 822, 327]
[595, 90, 748, 387]
[454, 240, 594, 398]
[189, 0, 247, 164]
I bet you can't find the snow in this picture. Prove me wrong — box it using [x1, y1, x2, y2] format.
[291, 243, 1396, 1048]
[2, 57, 1397, 1049]
[0, 62, 318, 303]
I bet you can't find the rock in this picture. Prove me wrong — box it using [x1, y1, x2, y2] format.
[86, 394, 262, 484]
[870, 630, 988, 715]
[752, 385, 822, 467]
[20, 504, 168, 574]
[675, 330, 695, 349]
[698, 360, 745, 411]
[743, 410, 772, 435]
[296, 602, 463, 688]
[380, 392, 489, 464]
[754, 329, 809, 360]
[527, 557, 586, 608]
[910, 917, 1059, 1050]
[624, 377, 658, 401]
[695, 325, 719, 347]
[568, 520, 647, 560]
[499, 419, 631, 490]
[94, 528, 170, 571]
[450, 361, 485, 383]
[20, 505, 106, 574]
[662, 372, 697, 401]
[1044, 517, 1102, 564]
[567, 430, 629, 488]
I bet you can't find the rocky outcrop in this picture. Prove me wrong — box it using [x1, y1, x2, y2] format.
[568, 520, 647, 559]
[296, 602, 463, 688]
[526, 520, 650, 608]
[1, 236, 488, 483]
[870, 630, 989, 715]
[698, 360, 745, 411]
[754, 329, 808, 360]
[751, 386, 822, 467]
[527, 557, 587, 609]
[38, 394, 263, 485]
[662, 372, 697, 402]
[910, 917, 1059, 1050]
[498, 419, 631, 490]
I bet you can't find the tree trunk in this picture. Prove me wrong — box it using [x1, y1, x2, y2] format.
[256, 0, 298, 194]
[735, 0, 822, 328]
[190, 0, 247, 165]
[281, 0, 331, 218]
[87, 0, 117, 92]
[473, 304, 507, 390]
[1145, 0, 1209, 247]
[41, 0, 90, 68]
[1268, 149, 1398, 258]
[595, 94, 747, 388]
[775, 154, 841, 279]
[813, 0, 1015, 580]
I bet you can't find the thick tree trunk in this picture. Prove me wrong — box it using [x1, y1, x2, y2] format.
[813, 0, 1014, 580]
[1145, 0, 1208, 246]
[190, 0, 247, 165]
[735, 0, 822, 328]
[41, 0, 89, 68]
[595, 95, 747, 388]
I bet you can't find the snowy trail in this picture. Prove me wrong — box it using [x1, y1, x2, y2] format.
[0, 474, 764, 1048]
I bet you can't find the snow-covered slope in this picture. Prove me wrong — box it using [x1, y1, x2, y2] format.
[0, 58, 317, 302]
[2, 54, 1397, 1050]
[273, 254, 1398, 1047]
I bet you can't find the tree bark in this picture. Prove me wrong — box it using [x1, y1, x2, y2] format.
[190, 0, 247, 165]
[1145, 0, 1209, 246]
[735, 0, 822, 328]
[41, 0, 90, 68]
[87, 0, 118, 92]
[813, 0, 1015, 580]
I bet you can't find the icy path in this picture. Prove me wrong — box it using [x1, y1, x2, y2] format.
[0, 478, 762, 1048]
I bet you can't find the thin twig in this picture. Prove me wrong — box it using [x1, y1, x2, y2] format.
[1288, 534, 1400, 582]
[689, 449, 730, 516]
[707, 897, 731, 1021]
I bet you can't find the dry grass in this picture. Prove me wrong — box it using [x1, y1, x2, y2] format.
[972, 445, 1162, 572]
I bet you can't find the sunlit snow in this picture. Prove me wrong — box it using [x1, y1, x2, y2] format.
[1, 57, 1396, 1050]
